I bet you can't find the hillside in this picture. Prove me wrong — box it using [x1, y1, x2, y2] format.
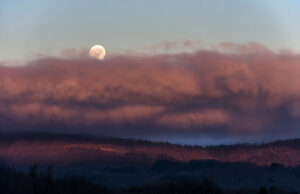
[0, 132, 299, 167]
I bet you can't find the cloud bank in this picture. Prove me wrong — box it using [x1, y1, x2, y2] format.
[1, 42, 300, 139]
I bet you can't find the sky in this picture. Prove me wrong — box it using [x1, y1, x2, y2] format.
[1, 1, 300, 145]
[1, 0, 300, 61]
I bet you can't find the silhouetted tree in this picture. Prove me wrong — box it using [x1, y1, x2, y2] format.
[30, 163, 38, 194]
[270, 163, 284, 172]
[258, 187, 268, 194]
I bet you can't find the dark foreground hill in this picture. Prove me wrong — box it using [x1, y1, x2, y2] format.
[0, 160, 299, 193]
[0, 167, 256, 194]
[0, 132, 299, 167]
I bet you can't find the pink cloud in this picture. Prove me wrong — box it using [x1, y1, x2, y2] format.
[0, 42, 300, 136]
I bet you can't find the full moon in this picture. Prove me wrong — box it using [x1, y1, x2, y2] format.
[89, 45, 106, 60]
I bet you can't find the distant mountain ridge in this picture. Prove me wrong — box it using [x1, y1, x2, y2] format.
[0, 132, 299, 167]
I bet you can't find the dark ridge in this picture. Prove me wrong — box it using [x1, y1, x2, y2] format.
[204, 138, 300, 151]
[0, 131, 159, 146]
[0, 131, 300, 149]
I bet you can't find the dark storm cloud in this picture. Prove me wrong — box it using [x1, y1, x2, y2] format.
[0, 42, 300, 137]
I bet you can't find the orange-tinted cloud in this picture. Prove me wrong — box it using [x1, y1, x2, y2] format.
[0, 42, 300, 138]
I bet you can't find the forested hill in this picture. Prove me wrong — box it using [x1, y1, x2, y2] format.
[0, 132, 299, 166]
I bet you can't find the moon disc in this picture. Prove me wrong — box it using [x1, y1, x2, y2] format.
[89, 45, 106, 60]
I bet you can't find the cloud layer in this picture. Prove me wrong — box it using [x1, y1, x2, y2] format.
[1, 42, 300, 139]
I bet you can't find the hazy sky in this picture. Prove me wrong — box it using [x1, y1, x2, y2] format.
[1, 0, 300, 61]
[1, 1, 300, 145]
